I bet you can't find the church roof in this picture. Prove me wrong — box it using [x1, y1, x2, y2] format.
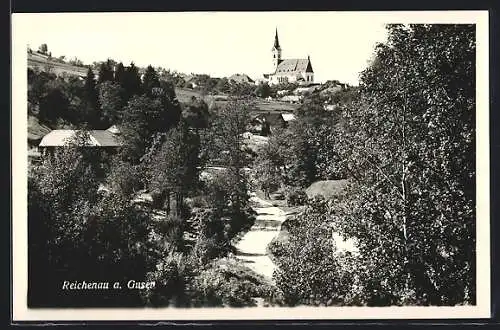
[274, 58, 314, 74]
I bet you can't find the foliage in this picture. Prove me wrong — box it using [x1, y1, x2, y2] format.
[97, 59, 115, 84]
[28, 137, 153, 307]
[273, 24, 476, 306]
[97, 81, 124, 126]
[142, 65, 161, 96]
[285, 188, 308, 206]
[255, 82, 271, 98]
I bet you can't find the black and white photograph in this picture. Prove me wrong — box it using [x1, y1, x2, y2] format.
[12, 10, 490, 320]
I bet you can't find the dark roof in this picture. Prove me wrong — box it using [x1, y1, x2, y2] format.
[274, 58, 313, 74]
[273, 28, 281, 50]
[254, 113, 285, 126]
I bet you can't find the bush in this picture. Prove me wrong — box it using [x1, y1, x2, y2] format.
[189, 259, 267, 307]
[286, 188, 308, 206]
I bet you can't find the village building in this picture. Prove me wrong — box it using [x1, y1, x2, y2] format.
[228, 73, 255, 84]
[38, 128, 122, 157]
[264, 29, 314, 86]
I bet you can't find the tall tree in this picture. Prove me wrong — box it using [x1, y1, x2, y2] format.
[97, 59, 115, 84]
[114, 62, 126, 85]
[142, 65, 161, 96]
[122, 62, 142, 101]
[273, 24, 476, 306]
[82, 67, 100, 128]
[97, 81, 124, 126]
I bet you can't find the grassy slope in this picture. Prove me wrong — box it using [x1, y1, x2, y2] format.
[175, 87, 299, 114]
[28, 53, 89, 77]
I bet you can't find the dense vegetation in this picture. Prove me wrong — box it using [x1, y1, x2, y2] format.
[28, 24, 476, 307]
[265, 24, 476, 306]
[28, 60, 263, 307]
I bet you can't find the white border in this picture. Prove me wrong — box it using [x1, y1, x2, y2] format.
[12, 10, 490, 321]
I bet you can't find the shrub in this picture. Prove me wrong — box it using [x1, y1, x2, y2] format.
[286, 188, 308, 206]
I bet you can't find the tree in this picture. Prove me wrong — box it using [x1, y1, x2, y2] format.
[97, 59, 115, 84]
[122, 62, 142, 101]
[273, 24, 476, 306]
[181, 97, 210, 130]
[28, 132, 155, 307]
[38, 43, 48, 55]
[114, 62, 126, 85]
[97, 81, 124, 126]
[142, 65, 161, 96]
[119, 95, 164, 163]
[255, 82, 271, 98]
[82, 67, 101, 128]
[142, 121, 202, 216]
[203, 98, 255, 239]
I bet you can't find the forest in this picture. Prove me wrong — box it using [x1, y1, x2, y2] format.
[28, 24, 476, 307]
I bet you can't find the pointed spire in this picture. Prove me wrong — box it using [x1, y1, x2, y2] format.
[273, 27, 281, 49]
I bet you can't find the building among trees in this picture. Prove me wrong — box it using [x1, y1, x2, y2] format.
[264, 29, 314, 85]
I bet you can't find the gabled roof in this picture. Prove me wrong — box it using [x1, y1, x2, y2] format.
[274, 58, 313, 74]
[228, 73, 255, 84]
[39, 130, 122, 147]
[90, 130, 121, 146]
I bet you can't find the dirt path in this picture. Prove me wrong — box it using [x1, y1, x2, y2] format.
[235, 196, 288, 282]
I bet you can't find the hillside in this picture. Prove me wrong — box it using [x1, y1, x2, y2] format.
[27, 53, 300, 117]
[28, 52, 90, 78]
[175, 87, 299, 114]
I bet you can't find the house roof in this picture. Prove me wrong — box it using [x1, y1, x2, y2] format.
[228, 73, 255, 84]
[281, 113, 296, 122]
[106, 124, 121, 134]
[253, 112, 285, 126]
[39, 130, 122, 147]
[274, 58, 313, 75]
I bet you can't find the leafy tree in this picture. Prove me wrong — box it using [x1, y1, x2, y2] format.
[97, 81, 124, 126]
[255, 82, 271, 98]
[38, 87, 70, 125]
[114, 62, 126, 85]
[82, 67, 101, 128]
[119, 95, 164, 162]
[38, 43, 48, 54]
[122, 62, 142, 101]
[97, 59, 115, 84]
[181, 96, 210, 130]
[273, 24, 476, 306]
[214, 78, 230, 94]
[142, 121, 202, 216]
[142, 65, 161, 96]
[203, 99, 255, 239]
[28, 132, 155, 307]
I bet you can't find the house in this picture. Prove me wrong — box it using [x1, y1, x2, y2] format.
[38, 128, 122, 156]
[281, 113, 296, 124]
[249, 112, 289, 136]
[281, 95, 302, 103]
[228, 73, 255, 85]
[264, 29, 314, 86]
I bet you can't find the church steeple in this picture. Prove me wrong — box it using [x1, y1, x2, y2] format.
[273, 28, 281, 50]
[272, 28, 282, 70]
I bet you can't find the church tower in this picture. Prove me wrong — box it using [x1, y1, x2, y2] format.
[271, 28, 282, 71]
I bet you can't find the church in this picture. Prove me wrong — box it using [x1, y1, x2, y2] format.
[264, 29, 314, 86]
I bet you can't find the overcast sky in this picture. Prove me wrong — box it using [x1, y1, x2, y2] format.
[12, 11, 484, 85]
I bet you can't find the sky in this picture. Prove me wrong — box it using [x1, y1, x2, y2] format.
[14, 12, 395, 85]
